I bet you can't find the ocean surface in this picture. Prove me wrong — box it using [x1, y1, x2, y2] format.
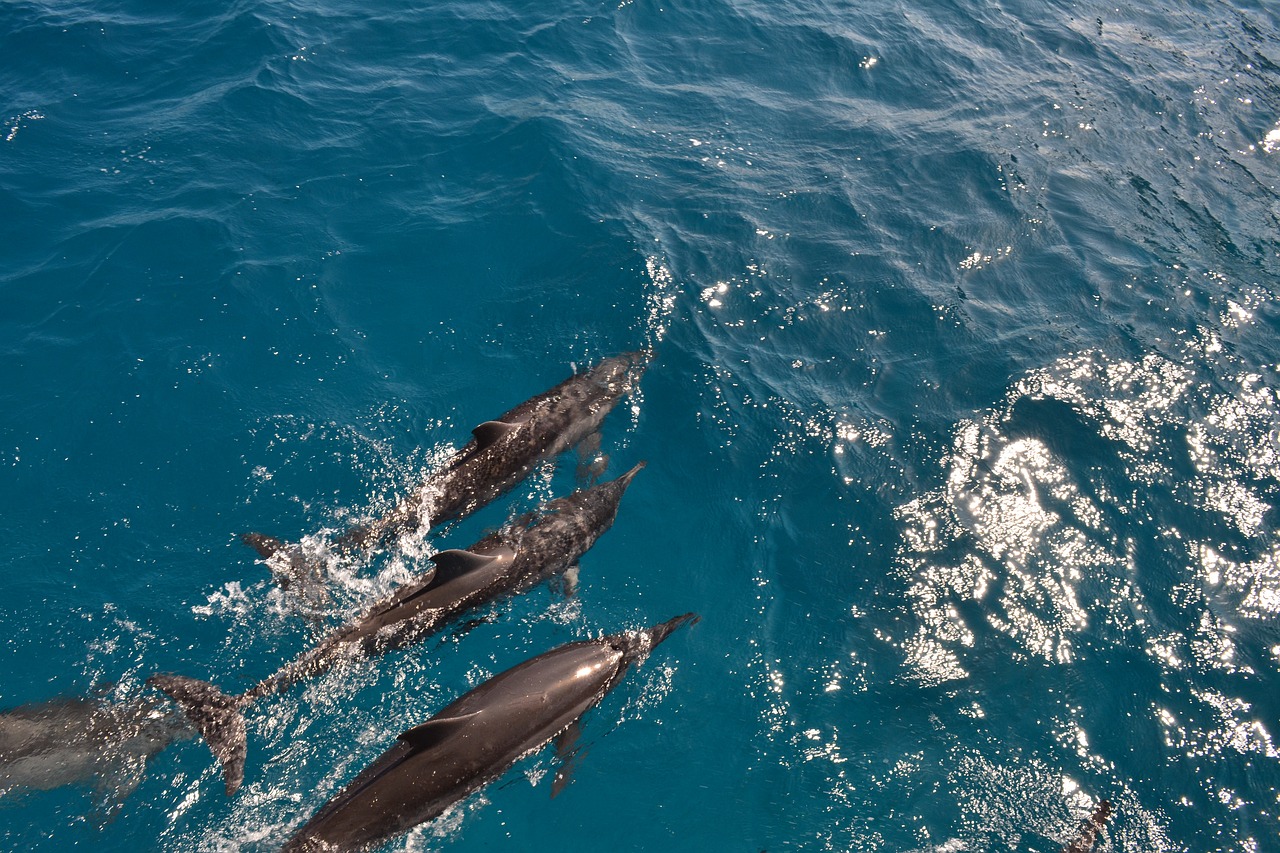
[3, 0, 1280, 850]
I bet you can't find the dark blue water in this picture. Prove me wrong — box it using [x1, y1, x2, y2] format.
[4, 0, 1280, 850]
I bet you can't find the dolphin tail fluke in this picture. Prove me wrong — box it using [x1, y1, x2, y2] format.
[147, 674, 247, 796]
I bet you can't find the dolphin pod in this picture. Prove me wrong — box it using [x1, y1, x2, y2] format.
[148, 462, 647, 794]
[5, 346, 1112, 847]
[283, 614, 698, 853]
[242, 350, 650, 597]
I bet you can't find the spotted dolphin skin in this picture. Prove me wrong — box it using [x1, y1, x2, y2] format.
[149, 463, 646, 795]
[242, 350, 650, 594]
[282, 613, 698, 853]
[1062, 800, 1113, 853]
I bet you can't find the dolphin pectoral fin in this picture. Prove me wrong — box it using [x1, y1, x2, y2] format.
[550, 721, 588, 799]
[397, 712, 482, 752]
[550, 761, 578, 798]
[574, 431, 606, 485]
[147, 675, 246, 796]
[91, 754, 145, 825]
[554, 565, 580, 599]
[241, 532, 286, 559]
[471, 420, 521, 449]
[445, 612, 498, 644]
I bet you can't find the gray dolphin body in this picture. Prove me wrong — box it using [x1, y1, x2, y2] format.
[150, 463, 646, 795]
[283, 613, 698, 853]
[243, 351, 649, 595]
[0, 694, 192, 810]
[1061, 800, 1112, 853]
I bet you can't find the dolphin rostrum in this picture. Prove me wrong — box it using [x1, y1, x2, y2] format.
[283, 613, 698, 853]
[1061, 800, 1113, 853]
[242, 350, 650, 595]
[150, 462, 646, 795]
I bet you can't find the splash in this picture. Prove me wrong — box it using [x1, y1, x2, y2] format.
[642, 256, 677, 348]
[885, 342, 1280, 849]
[1158, 689, 1280, 760]
[4, 110, 43, 143]
[893, 347, 1280, 687]
[1262, 123, 1280, 154]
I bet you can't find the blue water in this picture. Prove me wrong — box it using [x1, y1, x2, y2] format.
[4, 0, 1280, 849]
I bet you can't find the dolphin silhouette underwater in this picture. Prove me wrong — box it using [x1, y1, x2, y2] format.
[151, 463, 646, 794]
[282, 613, 698, 852]
[243, 350, 650, 598]
[0, 691, 193, 815]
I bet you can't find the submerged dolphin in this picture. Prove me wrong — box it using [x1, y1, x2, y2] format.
[243, 350, 650, 595]
[150, 462, 646, 795]
[283, 612, 698, 853]
[1061, 800, 1112, 853]
[0, 693, 193, 812]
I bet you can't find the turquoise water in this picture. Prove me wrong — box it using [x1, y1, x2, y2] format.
[3, 0, 1280, 849]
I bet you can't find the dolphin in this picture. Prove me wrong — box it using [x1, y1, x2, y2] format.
[1061, 800, 1112, 853]
[0, 692, 193, 813]
[282, 612, 698, 853]
[242, 350, 650, 596]
[150, 462, 646, 795]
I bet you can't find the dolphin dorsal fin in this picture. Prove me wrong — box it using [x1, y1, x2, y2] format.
[428, 546, 516, 576]
[472, 420, 520, 449]
[398, 711, 481, 752]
